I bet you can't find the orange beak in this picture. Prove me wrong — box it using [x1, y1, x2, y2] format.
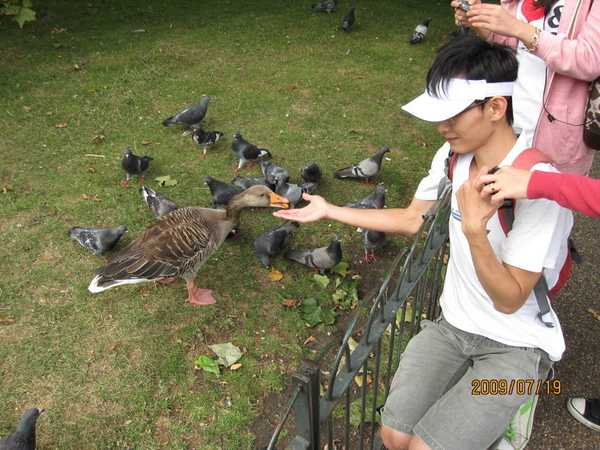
[269, 192, 290, 209]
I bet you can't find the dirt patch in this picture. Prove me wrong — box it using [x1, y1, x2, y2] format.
[251, 239, 402, 448]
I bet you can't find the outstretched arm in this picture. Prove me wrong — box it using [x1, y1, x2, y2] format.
[273, 193, 435, 237]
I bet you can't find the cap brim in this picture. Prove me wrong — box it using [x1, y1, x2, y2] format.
[401, 92, 473, 123]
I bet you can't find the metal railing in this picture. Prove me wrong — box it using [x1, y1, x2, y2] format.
[265, 189, 452, 449]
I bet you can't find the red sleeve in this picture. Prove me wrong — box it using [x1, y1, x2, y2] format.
[528, 171, 600, 218]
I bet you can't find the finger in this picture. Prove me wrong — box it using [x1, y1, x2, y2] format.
[472, 165, 491, 190]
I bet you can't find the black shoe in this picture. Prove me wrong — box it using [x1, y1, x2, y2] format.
[567, 398, 600, 432]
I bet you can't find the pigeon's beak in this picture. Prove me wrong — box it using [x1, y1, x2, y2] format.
[38, 408, 45, 414]
[269, 192, 290, 209]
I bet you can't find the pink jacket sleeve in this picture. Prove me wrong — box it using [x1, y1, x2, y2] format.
[528, 171, 600, 218]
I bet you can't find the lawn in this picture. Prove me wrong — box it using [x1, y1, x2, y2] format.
[0, 1, 453, 447]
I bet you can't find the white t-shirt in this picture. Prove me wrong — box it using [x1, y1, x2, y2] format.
[513, 0, 565, 143]
[415, 135, 573, 361]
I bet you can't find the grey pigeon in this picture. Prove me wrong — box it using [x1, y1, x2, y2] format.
[203, 176, 243, 207]
[139, 186, 178, 219]
[284, 234, 342, 274]
[301, 161, 323, 182]
[191, 127, 224, 159]
[162, 95, 211, 130]
[333, 146, 390, 187]
[274, 176, 318, 208]
[0, 408, 44, 450]
[231, 176, 273, 190]
[341, 7, 355, 31]
[261, 160, 290, 186]
[231, 131, 272, 173]
[410, 17, 432, 44]
[342, 185, 387, 209]
[311, 0, 337, 13]
[254, 221, 300, 268]
[362, 229, 387, 263]
[121, 147, 153, 186]
[67, 225, 128, 262]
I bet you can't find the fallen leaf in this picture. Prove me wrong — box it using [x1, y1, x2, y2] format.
[84, 153, 105, 157]
[141, 140, 152, 145]
[92, 133, 104, 143]
[87, 168, 96, 173]
[281, 298, 298, 307]
[284, 84, 298, 91]
[82, 193, 102, 201]
[0, 318, 15, 323]
[230, 363, 243, 371]
[268, 268, 284, 281]
[2, 186, 14, 194]
[303, 336, 315, 345]
[109, 343, 122, 356]
[194, 355, 221, 374]
[587, 308, 600, 321]
[208, 342, 243, 368]
[23, 106, 31, 111]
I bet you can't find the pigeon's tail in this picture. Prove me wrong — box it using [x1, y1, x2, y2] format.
[258, 149, 272, 158]
[162, 118, 176, 127]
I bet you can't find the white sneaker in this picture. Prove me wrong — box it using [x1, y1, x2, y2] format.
[495, 395, 538, 450]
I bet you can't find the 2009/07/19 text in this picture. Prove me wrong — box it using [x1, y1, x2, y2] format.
[471, 379, 561, 395]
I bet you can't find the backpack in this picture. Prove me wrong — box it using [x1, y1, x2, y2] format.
[445, 147, 581, 327]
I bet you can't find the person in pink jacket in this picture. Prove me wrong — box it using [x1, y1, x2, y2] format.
[453, 0, 600, 175]
[474, 164, 600, 433]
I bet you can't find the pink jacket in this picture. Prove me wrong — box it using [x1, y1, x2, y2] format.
[529, 170, 600, 217]
[489, 0, 600, 175]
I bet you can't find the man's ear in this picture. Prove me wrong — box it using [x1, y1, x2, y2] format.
[488, 96, 509, 122]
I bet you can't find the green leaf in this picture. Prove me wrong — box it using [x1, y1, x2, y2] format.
[154, 175, 177, 187]
[193, 355, 221, 374]
[349, 391, 385, 428]
[300, 298, 339, 327]
[331, 261, 349, 277]
[14, 7, 35, 27]
[208, 342, 243, 368]
[396, 305, 413, 323]
[313, 274, 330, 289]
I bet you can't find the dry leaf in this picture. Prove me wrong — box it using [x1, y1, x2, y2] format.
[268, 268, 284, 281]
[82, 193, 102, 201]
[109, 343, 122, 356]
[141, 140, 152, 145]
[0, 318, 15, 323]
[587, 308, 600, 321]
[2, 186, 14, 194]
[303, 336, 315, 345]
[284, 84, 298, 91]
[230, 363, 243, 371]
[281, 298, 298, 307]
[23, 106, 31, 111]
[88, 168, 96, 173]
[55, 123, 68, 128]
[92, 133, 105, 143]
[84, 153, 105, 157]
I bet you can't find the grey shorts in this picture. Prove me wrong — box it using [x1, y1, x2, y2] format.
[381, 319, 553, 450]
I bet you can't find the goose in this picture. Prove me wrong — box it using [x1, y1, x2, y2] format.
[88, 186, 289, 306]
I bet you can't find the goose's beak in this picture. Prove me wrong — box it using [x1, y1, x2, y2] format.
[269, 192, 290, 209]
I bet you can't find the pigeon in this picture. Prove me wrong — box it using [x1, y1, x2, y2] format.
[191, 127, 224, 159]
[231, 131, 272, 173]
[311, 0, 337, 13]
[342, 185, 387, 209]
[300, 161, 323, 182]
[410, 17, 433, 44]
[341, 7, 355, 32]
[88, 186, 289, 306]
[203, 176, 243, 207]
[273, 176, 319, 208]
[285, 234, 343, 274]
[139, 186, 178, 219]
[361, 228, 387, 262]
[67, 225, 128, 262]
[0, 408, 44, 450]
[121, 147, 153, 186]
[449, 26, 469, 39]
[261, 160, 290, 185]
[254, 221, 300, 268]
[162, 95, 211, 130]
[333, 146, 390, 187]
[231, 176, 273, 190]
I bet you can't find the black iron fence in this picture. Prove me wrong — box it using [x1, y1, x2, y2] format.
[265, 190, 452, 449]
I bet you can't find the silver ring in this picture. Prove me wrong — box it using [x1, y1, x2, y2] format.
[459, 20, 463, 26]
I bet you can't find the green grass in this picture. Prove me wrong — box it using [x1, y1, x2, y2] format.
[0, 0, 453, 447]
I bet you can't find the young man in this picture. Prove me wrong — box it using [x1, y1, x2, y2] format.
[274, 34, 573, 449]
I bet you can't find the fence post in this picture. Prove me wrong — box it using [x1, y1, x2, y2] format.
[287, 358, 321, 450]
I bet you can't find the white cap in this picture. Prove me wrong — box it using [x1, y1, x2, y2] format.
[402, 78, 515, 122]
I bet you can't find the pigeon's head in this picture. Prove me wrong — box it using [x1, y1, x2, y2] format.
[202, 176, 214, 186]
[114, 225, 128, 236]
[16, 408, 44, 432]
[123, 147, 132, 157]
[375, 185, 388, 194]
[233, 131, 241, 138]
[201, 96, 212, 104]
